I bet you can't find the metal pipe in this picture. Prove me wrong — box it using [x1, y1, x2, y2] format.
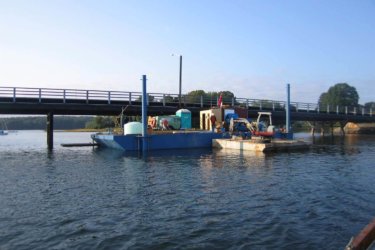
[142, 75, 148, 152]
[179, 55, 182, 108]
[286, 83, 291, 133]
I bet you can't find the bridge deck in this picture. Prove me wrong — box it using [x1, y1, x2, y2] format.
[0, 87, 374, 123]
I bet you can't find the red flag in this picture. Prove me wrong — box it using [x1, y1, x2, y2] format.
[217, 93, 223, 107]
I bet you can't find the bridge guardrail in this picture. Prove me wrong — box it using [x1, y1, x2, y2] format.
[0, 86, 373, 117]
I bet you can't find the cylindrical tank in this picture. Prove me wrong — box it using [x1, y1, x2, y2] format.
[124, 122, 142, 135]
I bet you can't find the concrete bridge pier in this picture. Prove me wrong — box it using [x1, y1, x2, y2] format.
[320, 122, 325, 136]
[308, 121, 316, 136]
[311, 126, 315, 136]
[47, 112, 54, 150]
[330, 122, 334, 136]
[316, 121, 346, 137]
[309, 121, 347, 137]
[339, 121, 346, 136]
[320, 122, 334, 136]
[305, 121, 324, 136]
[320, 127, 325, 136]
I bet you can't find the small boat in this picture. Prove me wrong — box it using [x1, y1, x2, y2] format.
[345, 218, 375, 250]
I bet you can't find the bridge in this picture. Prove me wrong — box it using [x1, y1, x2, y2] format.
[1, 86, 374, 148]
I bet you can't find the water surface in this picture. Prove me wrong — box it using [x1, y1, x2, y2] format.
[0, 131, 374, 249]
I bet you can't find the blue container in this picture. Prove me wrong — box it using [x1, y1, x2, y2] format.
[176, 109, 192, 129]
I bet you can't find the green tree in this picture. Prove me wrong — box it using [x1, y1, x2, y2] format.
[185, 89, 236, 106]
[162, 95, 179, 104]
[219, 91, 235, 100]
[85, 116, 115, 129]
[1, 116, 93, 130]
[186, 90, 206, 103]
[252, 100, 284, 110]
[136, 94, 155, 102]
[318, 83, 359, 108]
[207, 91, 235, 105]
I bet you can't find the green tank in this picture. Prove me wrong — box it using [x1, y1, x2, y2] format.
[155, 115, 181, 130]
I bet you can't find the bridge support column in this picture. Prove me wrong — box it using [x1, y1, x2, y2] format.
[311, 127, 315, 136]
[307, 121, 315, 136]
[47, 112, 54, 150]
[320, 122, 325, 136]
[339, 121, 346, 136]
[309, 122, 315, 136]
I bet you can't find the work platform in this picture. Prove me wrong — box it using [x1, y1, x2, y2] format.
[212, 138, 311, 153]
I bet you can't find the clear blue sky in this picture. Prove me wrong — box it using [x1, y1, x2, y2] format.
[1, 0, 374, 104]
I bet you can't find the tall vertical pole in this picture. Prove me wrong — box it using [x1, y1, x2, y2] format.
[47, 112, 54, 150]
[286, 83, 291, 133]
[142, 75, 148, 152]
[179, 55, 182, 108]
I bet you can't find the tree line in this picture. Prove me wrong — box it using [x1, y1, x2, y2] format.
[144, 84, 374, 110]
[1, 116, 94, 130]
[318, 83, 374, 110]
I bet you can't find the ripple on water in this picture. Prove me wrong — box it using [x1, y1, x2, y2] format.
[1, 133, 375, 249]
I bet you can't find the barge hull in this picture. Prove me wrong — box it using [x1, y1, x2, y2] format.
[92, 132, 229, 151]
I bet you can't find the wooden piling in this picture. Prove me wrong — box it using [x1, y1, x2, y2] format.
[47, 112, 53, 150]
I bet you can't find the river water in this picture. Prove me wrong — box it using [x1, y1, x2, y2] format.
[0, 131, 374, 249]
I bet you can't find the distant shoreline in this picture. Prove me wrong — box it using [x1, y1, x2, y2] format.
[61, 128, 124, 133]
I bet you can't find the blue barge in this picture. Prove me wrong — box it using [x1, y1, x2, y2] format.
[92, 131, 229, 151]
[91, 76, 296, 152]
[91, 75, 230, 152]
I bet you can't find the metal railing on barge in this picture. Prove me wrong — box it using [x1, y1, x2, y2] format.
[0, 86, 373, 117]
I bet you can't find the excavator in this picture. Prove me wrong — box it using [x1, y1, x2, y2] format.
[227, 112, 276, 138]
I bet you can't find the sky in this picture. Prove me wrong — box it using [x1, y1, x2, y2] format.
[1, 0, 374, 104]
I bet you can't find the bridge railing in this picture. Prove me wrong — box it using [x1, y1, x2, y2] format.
[0, 86, 373, 116]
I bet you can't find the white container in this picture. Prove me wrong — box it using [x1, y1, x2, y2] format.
[267, 125, 275, 132]
[124, 122, 142, 135]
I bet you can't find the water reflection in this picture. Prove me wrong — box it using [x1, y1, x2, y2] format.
[1, 131, 375, 249]
[91, 133, 374, 161]
[308, 133, 375, 145]
[94, 147, 215, 161]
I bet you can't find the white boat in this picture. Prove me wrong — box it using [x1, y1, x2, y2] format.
[0, 130, 8, 135]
